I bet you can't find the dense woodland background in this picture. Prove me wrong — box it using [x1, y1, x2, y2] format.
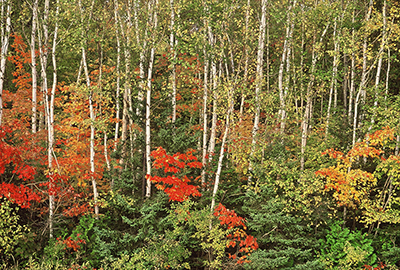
[0, 0, 400, 269]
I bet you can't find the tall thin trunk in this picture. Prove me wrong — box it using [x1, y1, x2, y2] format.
[353, 0, 373, 146]
[326, 17, 339, 137]
[348, 9, 355, 124]
[210, 85, 234, 211]
[79, 0, 98, 217]
[0, 0, 11, 125]
[145, 0, 158, 198]
[369, 0, 386, 132]
[278, 0, 296, 134]
[207, 60, 218, 163]
[248, 0, 267, 184]
[42, 0, 57, 239]
[239, 0, 251, 118]
[300, 22, 329, 170]
[201, 53, 208, 185]
[113, 0, 121, 151]
[31, 0, 39, 133]
[170, 0, 177, 124]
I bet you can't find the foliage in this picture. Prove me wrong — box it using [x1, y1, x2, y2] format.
[319, 222, 377, 269]
[0, 199, 28, 263]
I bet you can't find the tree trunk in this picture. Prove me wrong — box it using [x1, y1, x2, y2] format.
[248, 0, 266, 184]
[145, 0, 158, 198]
[201, 52, 208, 185]
[369, 0, 386, 132]
[0, 0, 11, 125]
[170, 0, 177, 124]
[113, 0, 121, 152]
[210, 85, 234, 211]
[79, 0, 98, 217]
[31, 0, 39, 133]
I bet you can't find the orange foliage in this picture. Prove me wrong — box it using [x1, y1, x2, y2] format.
[316, 127, 395, 208]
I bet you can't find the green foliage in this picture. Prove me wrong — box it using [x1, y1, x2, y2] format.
[243, 185, 323, 269]
[0, 198, 28, 264]
[319, 222, 376, 269]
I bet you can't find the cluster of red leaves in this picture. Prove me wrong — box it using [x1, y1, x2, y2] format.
[62, 202, 92, 217]
[148, 147, 202, 202]
[0, 183, 41, 208]
[363, 262, 386, 270]
[57, 234, 86, 252]
[214, 203, 258, 265]
[0, 126, 41, 208]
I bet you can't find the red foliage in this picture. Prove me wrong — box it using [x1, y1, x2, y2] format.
[213, 203, 258, 265]
[0, 126, 41, 208]
[57, 234, 86, 252]
[148, 147, 202, 202]
[363, 262, 386, 270]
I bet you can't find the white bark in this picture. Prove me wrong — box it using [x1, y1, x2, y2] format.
[278, 0, 296, 134]
[352, 0, 373, 146]
[0, 0, 11, 125]
[113, 0, 121, 151]
[326, 17, 339, 137]
[145, 0, 158, 198]
[201, 53, 208, 185]
[31, 0, 38, 133]
[170, 0, 177, 124]
[248, 0, 267, 184]
[210, 86, 234, 212]
[369, 0, 386, 132]
[79, 0, 98, 217]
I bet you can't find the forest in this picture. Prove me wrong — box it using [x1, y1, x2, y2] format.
[0, 0, 400, 269]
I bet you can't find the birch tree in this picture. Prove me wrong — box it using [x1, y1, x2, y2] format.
[145, 0, 158, 197]
[0, 0, 11, 125]
[248, 0, 267, 184]
[30, 0, 38, 133]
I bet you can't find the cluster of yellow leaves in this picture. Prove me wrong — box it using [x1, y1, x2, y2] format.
[316, 127, 395, 209]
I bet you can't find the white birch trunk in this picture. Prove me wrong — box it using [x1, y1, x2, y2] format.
[352, 0, 373, 146]
[369, 0, 386, 132]
[79, 0, 98, 217]
[113, 0, 121, 151]
[170, 0, 177, 124]
[326, 17, 339, 137]
[31, 0, 38, 133]
[210, 87, 234, 211]
[0, 0, 11, 125]
[145, 0, 158, 198]
[201, 53, 208, 185]
[248, 0, 266, 184]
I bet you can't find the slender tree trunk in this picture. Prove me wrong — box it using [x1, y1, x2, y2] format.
[248, 0, 266, 184]
[145, 0, 158, 198]
[79, 0, 98, 217]
[300, 22, 329, 170]
[239, 0, 251, 119]
[369, 0, 386, 132]
[278, 0, 296, 134]
[348, 10, 355, 125]
[353, 0, 373, 146]
[31, 0, 39, 133]
[170, 0, 177, 124]
[326, 17, 339, 137]
[113, 0, 121, 151]
[207, 60, 218, 164]
[0, 0, 11, 125]
[210, 86, 234, 211]
[201, 53, 209, 185]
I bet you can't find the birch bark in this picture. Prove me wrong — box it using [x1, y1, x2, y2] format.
[0, 0, 11, 125]
[248, 0, 267, 184]
[31, 0, 38, 133]
[145, 0, 158, 197]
